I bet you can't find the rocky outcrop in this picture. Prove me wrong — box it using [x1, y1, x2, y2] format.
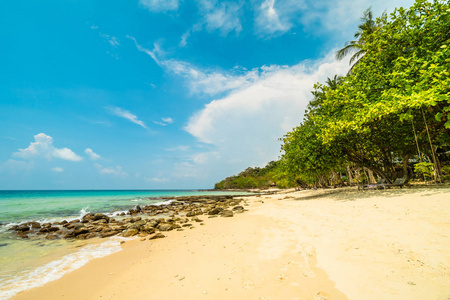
[9, 194, 251, 241]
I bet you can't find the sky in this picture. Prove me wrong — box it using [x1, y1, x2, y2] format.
[0, 0, 415, 190]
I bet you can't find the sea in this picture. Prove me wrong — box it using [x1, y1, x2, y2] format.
[0, 189, 251, 299]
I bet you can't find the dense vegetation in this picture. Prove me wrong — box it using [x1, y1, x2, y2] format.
[215, 0, 450, 190]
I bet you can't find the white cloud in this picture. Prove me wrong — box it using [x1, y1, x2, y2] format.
[131, 39, 260, 96]
[85, 148, 101, 160]
[13, 133, 83, 162]
[180, 51, 350, 181]
[94, 163, 128, 177]
[107, 106, 148, 129]
[99, 33, 120, 47]
[139, 0, 179, 12]
[202, 1, 243, 35]
[166, 145, 190, 151]
[145, 177, 170, 182]
[153, 117, 174, 126]
[0, 159, 34, 174]
[51, 167, 64, 172]
[253, 0, 415, 38]
[254, 0, 305, 37]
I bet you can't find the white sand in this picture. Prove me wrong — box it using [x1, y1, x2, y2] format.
[13, 186, 450, 300]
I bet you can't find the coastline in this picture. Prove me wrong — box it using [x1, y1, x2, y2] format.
[11, 186, 450, 299]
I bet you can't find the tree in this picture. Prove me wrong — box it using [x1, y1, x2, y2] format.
[336, 7, 380, 70]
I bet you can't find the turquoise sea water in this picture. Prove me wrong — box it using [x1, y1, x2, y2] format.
[0, 190, 251, 299]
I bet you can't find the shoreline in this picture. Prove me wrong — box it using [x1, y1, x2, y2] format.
[10, 186, 450, 299]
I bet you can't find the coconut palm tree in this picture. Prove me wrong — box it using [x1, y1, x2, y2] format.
[336, 8, 379, 69]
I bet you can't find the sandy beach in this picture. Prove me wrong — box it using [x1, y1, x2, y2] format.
[13, 186, 450, 300]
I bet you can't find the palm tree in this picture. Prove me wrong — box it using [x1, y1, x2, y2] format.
[336, 8, 379, 70]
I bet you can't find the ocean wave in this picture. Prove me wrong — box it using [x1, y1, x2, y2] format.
[0, 237, 125, 300]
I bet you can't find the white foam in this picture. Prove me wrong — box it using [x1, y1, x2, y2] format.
[154, 199, 175, 206]
[0, 237, 125, 300]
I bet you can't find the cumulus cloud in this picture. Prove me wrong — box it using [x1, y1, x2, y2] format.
[51, 167, 64, 172]
[13, 133, 83, 162]
[178, 51, 350, 181]
[107, 106, 148, 129]
[139, 0, 179, 12]
[85, 148, 101, 160]
[94, 163, 128, 177]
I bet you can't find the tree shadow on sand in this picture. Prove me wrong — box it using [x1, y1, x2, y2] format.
[293, 185, 450, 202]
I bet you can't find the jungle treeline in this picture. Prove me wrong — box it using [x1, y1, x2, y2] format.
[215, 0, 450, 190]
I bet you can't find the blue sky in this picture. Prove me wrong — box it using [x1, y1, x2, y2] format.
[0, 0, 415, 189]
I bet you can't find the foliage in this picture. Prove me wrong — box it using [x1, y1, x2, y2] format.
[282, 0, 450, 185]
[414, 162, 435, 180]
[216, 0, 450, 189]
[214, 160, 297, 190]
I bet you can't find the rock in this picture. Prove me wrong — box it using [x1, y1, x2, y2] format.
[94, 213, 109, 222]
[82, 213, 95, 222]
[220, 210, 233, 217]
[85, 232, 98, 239]
[130, 217, 142, 223]
[47, 227, 59, 232]
[46, 233, 59, 240]
[149, 233, 165, 240]
[191, 216, 203, 222]
[208, 208, 223, 215]
[28, 221, 41, 229]
[122, 228, 139, 237]
[100, 231, 120, 238]
[158, 223, 174, 231]
[18, 231, 29, 238]
[140, 224, 156, 234]
[0, 243, 8, 247]
[16, 224, 30, 232]
[93, 219, 107, 224]
[232, 206, 244, 211]
[74, 226, 89, 236]
[76, 233, 89, 239]
[63, 231, 76, 238]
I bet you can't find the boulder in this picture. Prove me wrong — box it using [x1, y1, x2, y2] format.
[63, 231, 76, 239]
[100, 231, 120, 238]
[130, 217, 142, 223]
[158, 223, 174, 231]
[232, 206, 244, 211]
[28, 222, 41, 229]
[140, 224, 156, 234]
[220, 210, 233, 217]
[208, 208, 223, 215]
[85, 232, 98, 239]
[149, 233, 165, 240]
[18, 231, 29, 238]
[122, 228, 139, 237]
[74, 226, 89, 236]
[94, 213, 109, 222]
[46, 233, 59, 240]
[82, 213, 95, 222]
